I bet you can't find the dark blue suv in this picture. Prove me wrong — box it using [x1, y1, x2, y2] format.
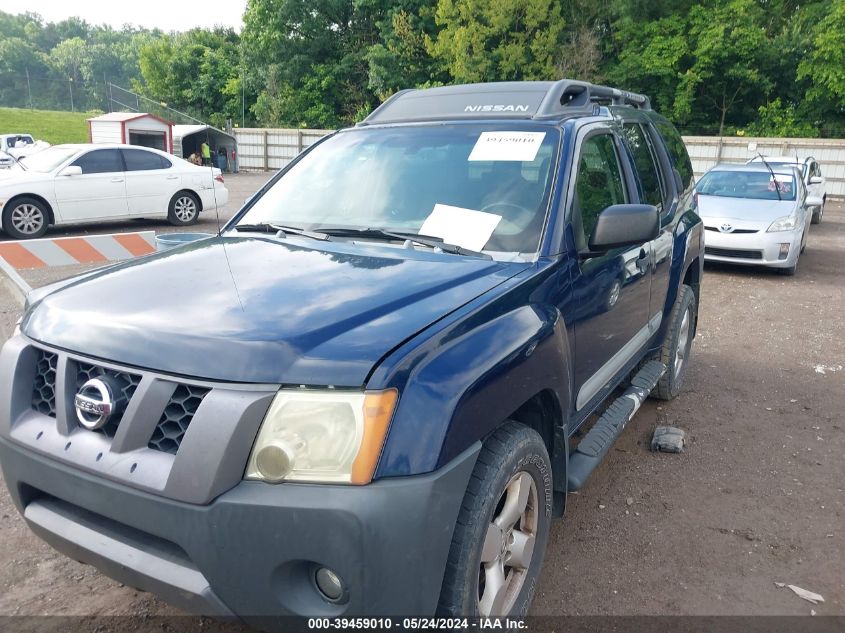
[0, 80, 703, 624]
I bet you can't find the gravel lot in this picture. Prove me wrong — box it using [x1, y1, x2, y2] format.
[0, 182, 842, 626]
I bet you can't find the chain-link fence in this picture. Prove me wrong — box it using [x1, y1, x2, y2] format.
[0, 73, 112, 113]
[0, 74, 208, 127]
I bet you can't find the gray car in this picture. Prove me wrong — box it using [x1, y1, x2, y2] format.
[695, 163, 816, 276]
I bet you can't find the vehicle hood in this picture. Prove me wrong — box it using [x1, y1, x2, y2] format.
[0, 168, 50, 185]
[696, 196, 797, 226]
[23, 235, 523, 385]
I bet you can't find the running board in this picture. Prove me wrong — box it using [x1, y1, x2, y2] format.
[567, 360, 666, 491]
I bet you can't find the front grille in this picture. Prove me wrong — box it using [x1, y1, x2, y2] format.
[75, 362, 142, 437]
[148, 385, 210, 455]
[31, 350, 58, 417]
[705, 246, 763, 260]
[705, 226, 758, 234]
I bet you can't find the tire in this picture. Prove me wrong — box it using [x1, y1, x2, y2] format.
[811, 199, 824, 225]
[2, 196, 49, 239]
[778, 261, 798, 276]
[167, 191, 200, 226]
[653, 284, 695, 401]
[438, 422, 553, 618]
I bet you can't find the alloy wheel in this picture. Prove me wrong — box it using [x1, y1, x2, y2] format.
[673, 308, 691, 381]
[478, 471, 538, 616]
[11, 203, 45, 235]
[174, 196, 197, 222]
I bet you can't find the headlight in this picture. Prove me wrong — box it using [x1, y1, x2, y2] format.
[767, 215, 798, 232]
[245, 389, 398, 485]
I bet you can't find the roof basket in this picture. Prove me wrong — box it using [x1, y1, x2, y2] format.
[536, 80, 651, 118]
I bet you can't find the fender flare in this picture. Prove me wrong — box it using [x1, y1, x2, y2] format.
[374, 303, 572, 489]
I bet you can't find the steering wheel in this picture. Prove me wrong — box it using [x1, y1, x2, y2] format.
[480, 201, 535, 236]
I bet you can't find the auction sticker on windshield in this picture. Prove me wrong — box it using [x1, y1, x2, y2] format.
[468, 131, 546, 162]
[420, 204, 502, 251]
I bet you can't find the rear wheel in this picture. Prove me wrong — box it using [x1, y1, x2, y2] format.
[438, 422, 552, 617]
[3, 197, 49, 239]
[167, 191, 200, 226]
[653, 284, 695, 401]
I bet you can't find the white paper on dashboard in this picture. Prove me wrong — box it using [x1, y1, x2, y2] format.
[419, 204, 502, 252]
[468, 131, 546, 162]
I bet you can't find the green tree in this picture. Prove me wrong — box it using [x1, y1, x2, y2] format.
[427, 0, 565, 82]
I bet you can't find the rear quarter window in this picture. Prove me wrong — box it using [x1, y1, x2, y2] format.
[653, 119, 694, 190]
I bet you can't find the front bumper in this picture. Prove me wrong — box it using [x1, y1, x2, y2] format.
[703, 226, 802, 268]
[0, 436, 479, 623]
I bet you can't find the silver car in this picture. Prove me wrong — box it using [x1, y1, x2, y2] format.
[695, 163, 817, 276]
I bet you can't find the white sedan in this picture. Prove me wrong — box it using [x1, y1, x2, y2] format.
[0, 144, 229, 239]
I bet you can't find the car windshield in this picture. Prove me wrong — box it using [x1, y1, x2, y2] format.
[233, 124, 560, 258]
[18, 147, 78, 173]
[697, 170, 797, 201]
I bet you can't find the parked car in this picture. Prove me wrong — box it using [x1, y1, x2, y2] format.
[747, 155, 826, 224]
[0, 144, 228, 239]
[0, 133, 50, 160]
[0, 80, 703, 623]
[695, 162, 814, 275]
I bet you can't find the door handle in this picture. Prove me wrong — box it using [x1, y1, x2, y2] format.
[110, 177, 124, 183]
[166, 175, 179, 180]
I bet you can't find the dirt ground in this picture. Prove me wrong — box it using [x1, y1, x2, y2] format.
[0, 183, 842, 626]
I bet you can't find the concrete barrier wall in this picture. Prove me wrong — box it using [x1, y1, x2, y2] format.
[234, 128, 845, 198]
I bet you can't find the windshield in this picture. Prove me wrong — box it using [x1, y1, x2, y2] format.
[234, 124, 560, 257]
[697, 170, 797, 201]
[18, 147, 78, 173]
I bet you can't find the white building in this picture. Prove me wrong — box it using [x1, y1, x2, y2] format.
[88, 112, 174, 152]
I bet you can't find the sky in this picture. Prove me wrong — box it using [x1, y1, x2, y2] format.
[0, 0, 248, 32]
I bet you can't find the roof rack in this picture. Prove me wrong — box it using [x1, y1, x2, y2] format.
[359, 79, 651, 126]
[536, 80, 651, 117]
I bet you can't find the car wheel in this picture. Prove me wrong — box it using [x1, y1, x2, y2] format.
[778, 260, 798, 276]
[2, 197, 49, 239]
[438, 422, 552, 618]
[653, 284, 695, 401]
[811, 199, 824, 225]
[167, 192, 200, 226]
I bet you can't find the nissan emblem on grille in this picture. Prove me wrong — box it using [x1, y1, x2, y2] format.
[74, 378, 114, 430]
[719, 223, 733, 233]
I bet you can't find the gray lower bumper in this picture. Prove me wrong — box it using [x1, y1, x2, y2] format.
[0, 437, 480, 624]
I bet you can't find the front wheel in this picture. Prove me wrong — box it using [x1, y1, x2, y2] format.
[653, 284, 696, 401]
[811, 199, 824, 225]
[438, 422, 552, 617]
[167, 191, 200, 226]
[3, 197, 49, 239]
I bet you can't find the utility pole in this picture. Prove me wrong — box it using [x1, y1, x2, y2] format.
[69, 77, 74, 112]
[25, 67, 33, 109]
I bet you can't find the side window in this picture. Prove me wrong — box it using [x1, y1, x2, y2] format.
[622, 122, 666, 211]
[122, 149, 168, 171]
[653, 120, 693, 189]
[71, 149, 123, 175]
[572, 133, 627, 249]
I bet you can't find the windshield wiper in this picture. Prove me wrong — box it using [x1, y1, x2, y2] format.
[757, 153, 782, 202]
[319, 227, 492, 259]
[233, 223, 330, 241]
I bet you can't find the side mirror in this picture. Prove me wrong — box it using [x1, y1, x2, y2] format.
[806, 195, 823, 208]
[588, 204, 660, 251]
[58, 165, 82, 177]
[809, 176, 823, 185]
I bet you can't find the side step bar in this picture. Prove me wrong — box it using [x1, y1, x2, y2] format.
[567, 360, 666, 491]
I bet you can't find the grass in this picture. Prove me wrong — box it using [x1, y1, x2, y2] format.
[0, 107, 94, 145]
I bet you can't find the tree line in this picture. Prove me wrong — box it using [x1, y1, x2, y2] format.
[3, 0, 845, 136]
